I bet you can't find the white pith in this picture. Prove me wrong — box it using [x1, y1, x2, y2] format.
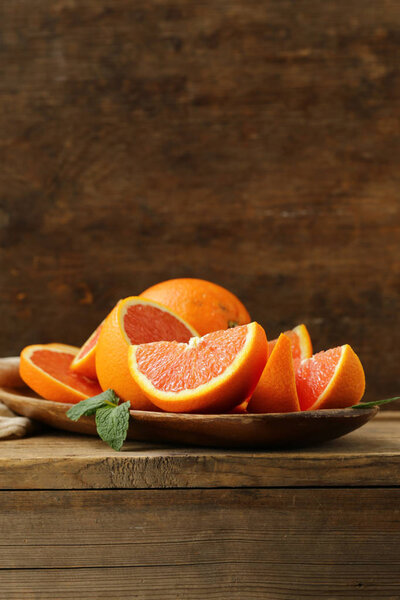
[188, 336, 200, 348]
[129, 323, 255, 400]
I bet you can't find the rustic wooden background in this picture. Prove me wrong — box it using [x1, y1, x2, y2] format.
[0, 0, 399, 401]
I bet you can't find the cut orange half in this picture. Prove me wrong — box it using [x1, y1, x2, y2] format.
[20, 343, 102, 404]
[248, 333, 300, 414]
[268, 324, 312, 362]
[296, 344, 366, 411]
[70, 321, 104, 380]
[95, 297, 199, 410]
[127, 322, 268, 413]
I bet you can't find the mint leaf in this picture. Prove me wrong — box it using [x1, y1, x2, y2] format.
[66, 389, 130, 451]
[95, 401, 130, 451]
[66, 389, 119, 421]
[352, 397, 400, 409]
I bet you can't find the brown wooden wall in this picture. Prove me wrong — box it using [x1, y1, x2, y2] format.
[0, 0, 399, 401]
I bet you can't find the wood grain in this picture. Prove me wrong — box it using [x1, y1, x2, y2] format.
[1, 489, 399, 599]
[0, 0, 399, 403]
[0, 413, 399, 489]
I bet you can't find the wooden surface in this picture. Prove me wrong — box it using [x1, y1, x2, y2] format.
[1, 488, 400, 599]
[2, 414, 400, 598]
[1, 412, 400, 489]
[0, 1, 399, 403]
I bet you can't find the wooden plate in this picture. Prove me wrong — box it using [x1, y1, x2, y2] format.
[0, 357, 378, 449]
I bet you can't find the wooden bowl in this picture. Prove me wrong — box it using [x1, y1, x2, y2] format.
[0, 357, 377, 449]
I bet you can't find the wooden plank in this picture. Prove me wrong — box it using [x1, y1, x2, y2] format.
[0, 489, 399, 598]
[0, 413, 400, 489]
[0, 0, 399, 403]
[2, 564, 400, 600]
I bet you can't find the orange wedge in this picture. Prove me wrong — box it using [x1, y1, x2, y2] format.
[296, 345, 365, 410]
[268, 324, 312, 361]
[95, 297, 199, 410]
[20, 343, 102, 404]
[127, 323, 268, 413]
[70, 321, 104, 380]
[248, 333, 300, 413]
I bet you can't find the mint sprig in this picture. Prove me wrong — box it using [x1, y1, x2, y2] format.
[67, 389, 130, 451]
[95, 402, 130, 451]
[352, 396, 400, 409]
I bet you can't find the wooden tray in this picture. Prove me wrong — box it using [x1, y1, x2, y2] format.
[0, 357, 378, 449]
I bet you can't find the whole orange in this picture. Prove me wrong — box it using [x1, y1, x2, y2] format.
[139, 278, 251, 336]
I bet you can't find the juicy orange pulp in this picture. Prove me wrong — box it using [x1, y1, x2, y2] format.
[128, 322, 268, 413]
[296, 347, 342, 410]
[20, 344, 102, 404]
[31, 349, 101, 397]
[122, 303, 195, 343]
[135, 326, 248, 392]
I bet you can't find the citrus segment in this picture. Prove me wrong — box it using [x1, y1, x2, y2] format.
[128, 322, 268, 413]
[268, 324, 312, 361]
[248, 333, 300, 414]
[20, 343, 102, 404]
[296, 345, 365, 411]
[95, 297, 199, 410]
[70, 322, 103, 379]
[140, 278, 251, 336]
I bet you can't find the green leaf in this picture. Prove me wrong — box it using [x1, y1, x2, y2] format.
[352, 397, 400, 409]
[66, 389, 119, 421]
[95, 401, 131, 451]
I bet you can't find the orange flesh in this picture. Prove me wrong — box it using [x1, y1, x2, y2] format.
[296, 347, 342, 410]
[31, 350, 102, 396]
[269, 330, 301, 360]
[75, 325, 102, 359]
[124, 304, 193, 344]
[135, 326, 247, 392]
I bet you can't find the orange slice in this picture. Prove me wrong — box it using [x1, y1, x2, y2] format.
[229, 400, 249, 414]
[248, 333, 300, 413]
[127, 322, 268, 413]
[20, 343, 102, 404]
[268, 324, 312, 361]
[296, 345, 365, 410]
[70, 321, 104, 380]
[95, 297, 199, 410]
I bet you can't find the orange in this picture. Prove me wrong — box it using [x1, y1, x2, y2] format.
[296, 345, 365, 410]
[268, 324, 312, 362]
[70, 321, 104, 380]
[140, 278, 251, 336]
[248, 333, 300, 413]
[95, 297, 199, 410]
[20, 343, 102, 404]
[127, 322, 268, 413]
[230, 400, 249, 414]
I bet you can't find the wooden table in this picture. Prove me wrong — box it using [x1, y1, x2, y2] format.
[1, 412, 400, 599]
